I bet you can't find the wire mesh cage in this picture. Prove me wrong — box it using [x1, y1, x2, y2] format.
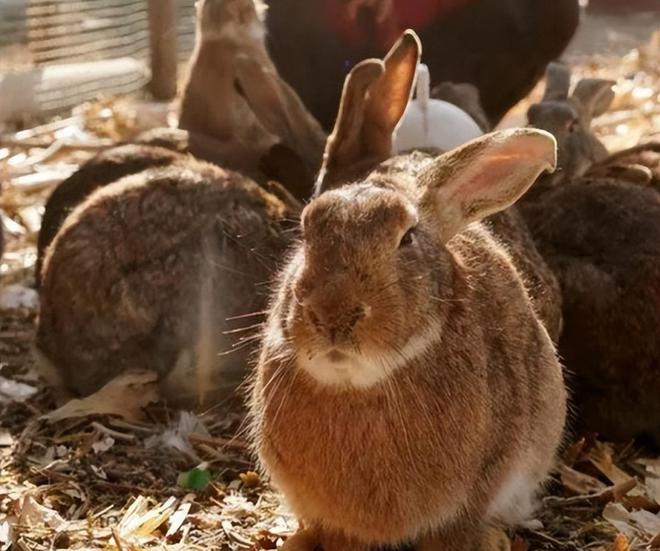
[0, 0, 196, 123]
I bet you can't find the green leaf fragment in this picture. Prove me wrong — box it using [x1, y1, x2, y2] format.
[177, 467, 211, 490]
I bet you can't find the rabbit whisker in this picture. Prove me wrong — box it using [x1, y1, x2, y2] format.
[226, 310, 268, 321]
[222, 322, 264, 335]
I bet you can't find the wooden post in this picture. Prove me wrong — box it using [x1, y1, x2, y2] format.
[147, 0, 178, 100]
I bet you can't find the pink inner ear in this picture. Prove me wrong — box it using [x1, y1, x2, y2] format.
[453, 153, 523, 202]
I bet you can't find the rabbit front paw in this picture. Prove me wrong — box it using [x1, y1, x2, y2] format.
[474, 527, 511, 551]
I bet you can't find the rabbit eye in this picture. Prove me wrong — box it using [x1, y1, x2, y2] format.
[568, 119, 579, 133]
[399, 227, 416, 248]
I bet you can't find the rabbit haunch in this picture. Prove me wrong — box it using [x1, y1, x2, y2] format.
[251, 30, 566, 551]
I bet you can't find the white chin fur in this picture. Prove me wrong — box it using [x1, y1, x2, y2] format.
[294, 319, 442, 389]
[297, 353, 392, 389]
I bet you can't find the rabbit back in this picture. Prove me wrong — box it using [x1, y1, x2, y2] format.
[38, 162, 291, 404]
[520, 180, 660, 445]
[37, 144, 185, 286]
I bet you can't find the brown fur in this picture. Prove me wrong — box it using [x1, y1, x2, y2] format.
[366, 151, 563, 341]
[585, 142, 660, 192]
[178, 0, 274, 147]
[520, 65, 660, 447]
[36, 145, 186, 286]
[250, 32, 566, 551]
[37, 160, 294, 405]
[177, 0, 325, 181]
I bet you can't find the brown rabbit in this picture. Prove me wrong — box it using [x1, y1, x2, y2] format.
[35, 0, 324, 286]
[520, 64, 660, 447]
[35, 145, 185, 286]
[178, 0, 324, 163]
[524, 62, 615, 194]
[36, 159, 296, 406]
[250, 31, 566, 551]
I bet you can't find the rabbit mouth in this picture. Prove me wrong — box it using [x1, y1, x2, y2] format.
[297, 346, 391, 389]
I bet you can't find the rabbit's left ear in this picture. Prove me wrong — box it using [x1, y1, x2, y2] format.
[571, 78, 615, 121]
[316, 30, 420, 194]
[234, 55, 326, 173]
[418, 128, 557, 242]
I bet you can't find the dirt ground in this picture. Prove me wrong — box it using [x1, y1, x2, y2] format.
[1, 5, 660, 551]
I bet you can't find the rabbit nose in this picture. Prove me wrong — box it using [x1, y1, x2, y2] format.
[306, 304, 367, 344]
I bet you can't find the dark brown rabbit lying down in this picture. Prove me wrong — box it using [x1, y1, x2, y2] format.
[36, 160, 296, 405]
[521, 62, 660, 447]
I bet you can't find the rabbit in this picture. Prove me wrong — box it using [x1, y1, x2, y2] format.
[524, 62, 615, 195]
[35, 0, 322, 406]
[178, 0, 325, 164]
[584, 141, 660, 192]
[36, 159, 297, 406]
[249, 30, 566, 551]
[36, 0, 325, 287]
[519, 64, 660, 447]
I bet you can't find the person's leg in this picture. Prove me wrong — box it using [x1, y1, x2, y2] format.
[266, 0, 372, 131]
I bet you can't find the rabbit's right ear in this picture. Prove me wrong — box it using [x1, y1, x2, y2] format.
[542, 62, 571, 102]
[418, 128, 557, 242]
[234, 55, 326, 172]
[571, 78, 615, 121]
[316, 30, 421, 195]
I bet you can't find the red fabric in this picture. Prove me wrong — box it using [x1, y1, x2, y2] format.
[324, 0, 472, 50]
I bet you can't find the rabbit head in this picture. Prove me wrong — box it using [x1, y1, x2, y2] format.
[195, 0, 267, 43]
[269, 27, 558, 393]
[527, 62, 614, 184]
[289, 127, 556, 388]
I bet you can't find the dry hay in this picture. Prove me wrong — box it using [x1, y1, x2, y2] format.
[1, 19, 659, 551]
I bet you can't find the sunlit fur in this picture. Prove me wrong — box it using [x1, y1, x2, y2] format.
[250, 30, 565, 551]
[196, 0, 267, 43]
[251, 158, 566, 548]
